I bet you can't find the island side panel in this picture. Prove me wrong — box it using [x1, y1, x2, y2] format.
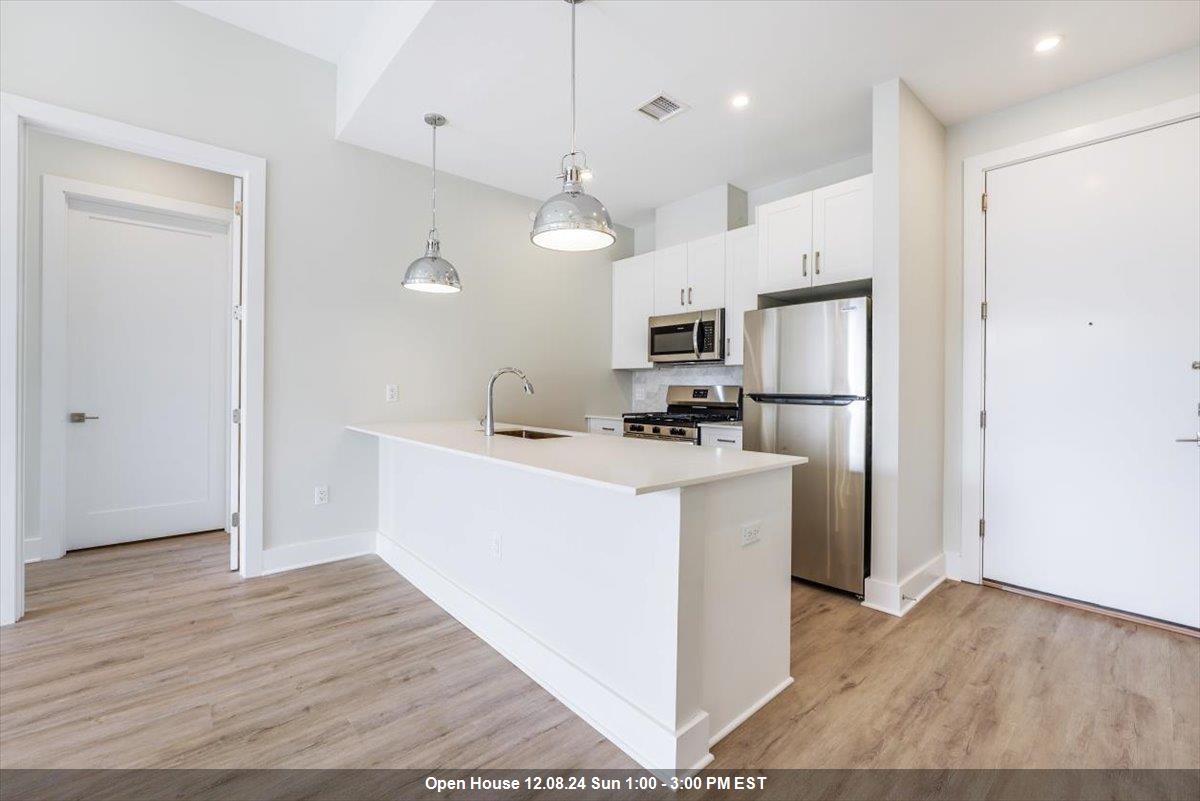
[375, 437, 690, 769]
[680, 467, 794, 745]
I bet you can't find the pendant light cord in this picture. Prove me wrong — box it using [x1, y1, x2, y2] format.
[570, 0, 576, 157]
[430, 122, 438, 238]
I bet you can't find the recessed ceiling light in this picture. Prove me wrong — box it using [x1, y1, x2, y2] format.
[731, 94, 750, 109]
[1035, 35, 1062, 53]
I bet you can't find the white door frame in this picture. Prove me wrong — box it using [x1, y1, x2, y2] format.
[956, 93, 1200, 585]
[0, 93, 268, 625]
[39, 176, 237, 560]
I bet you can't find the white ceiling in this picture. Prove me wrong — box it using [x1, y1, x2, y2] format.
[180, 1, 1200, 226]
[175, 0, 373, 63]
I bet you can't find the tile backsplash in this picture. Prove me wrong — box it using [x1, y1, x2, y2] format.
[630, 364, 744, 412]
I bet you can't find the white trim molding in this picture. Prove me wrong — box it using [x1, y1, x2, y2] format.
[0, 93, 268, 625]
[260, 531, 378, 576]
[957, 93, 1200, 587]
[863, 552, 947, 618]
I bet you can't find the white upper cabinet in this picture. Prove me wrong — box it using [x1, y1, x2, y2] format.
[756, 174, 873, 293]
[685, 232, 727, 310]
[723, 225, 757, 366]
[652, 244, 688, 315]
[812, 174, 873, 287]
[757, 191, 813, 293]
[611, 252, 654, 369]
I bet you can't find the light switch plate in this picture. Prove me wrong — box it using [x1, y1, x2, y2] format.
[740, 522, 761, 547]
[314, 485, 329, 505]
[385, 384, 400, 403]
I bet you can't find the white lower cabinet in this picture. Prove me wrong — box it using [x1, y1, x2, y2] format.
[700, 426, 742, 449]
[586, 416, 623, 436]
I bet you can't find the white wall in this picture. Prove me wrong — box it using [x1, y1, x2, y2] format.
[746, 154, 872, 221]
[866, 79, 946, 613]
[941, 45, 1200, 563]
[653, 184, 748, 250]
[21, 131, 235, 557]
[1, 0, 632, 553]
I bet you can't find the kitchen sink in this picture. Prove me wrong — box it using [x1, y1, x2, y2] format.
[493, 429, 568, 440]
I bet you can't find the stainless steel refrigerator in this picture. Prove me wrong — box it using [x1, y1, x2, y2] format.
[743, 297, 869, 595]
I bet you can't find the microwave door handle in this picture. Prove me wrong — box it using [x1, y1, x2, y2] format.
[692, 318, 701, 358]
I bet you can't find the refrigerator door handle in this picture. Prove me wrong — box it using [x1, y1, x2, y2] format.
[748, 393, 861, 406]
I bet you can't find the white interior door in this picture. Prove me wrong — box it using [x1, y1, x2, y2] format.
[228, 178, 243, 570]
[984, 118, 1200, 628]
[59, 188, 231, 551]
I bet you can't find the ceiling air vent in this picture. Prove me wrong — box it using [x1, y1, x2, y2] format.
[637, 93, 689, 123]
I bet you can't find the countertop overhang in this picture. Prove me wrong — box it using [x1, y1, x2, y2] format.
[347, 420, 806, 495]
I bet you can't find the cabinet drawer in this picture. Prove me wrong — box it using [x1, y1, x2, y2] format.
[700, 427, 742, 449]
[587, 417, 623, 436]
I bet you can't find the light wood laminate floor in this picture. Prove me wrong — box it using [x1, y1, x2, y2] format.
[1, 533, 1196, 769]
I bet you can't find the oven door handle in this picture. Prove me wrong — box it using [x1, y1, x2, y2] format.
[692, 318, 701, 358]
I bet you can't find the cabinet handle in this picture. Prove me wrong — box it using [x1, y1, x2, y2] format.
[680, 288, 684, 306]
[726, 336, 730, 354]
[602, 426, 615, 432]
[802, 253, 807, 277]
[815, 251, 821, 275]
[687, 286, 693, 305]
[717, 438, 736, 444]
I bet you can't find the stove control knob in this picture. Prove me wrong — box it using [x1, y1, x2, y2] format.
[652, 426, 661, 434]
[670, 428, 685, 436]
[629, 424, 643, 432]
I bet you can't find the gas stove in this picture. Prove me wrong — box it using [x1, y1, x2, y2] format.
[623, 385, 742, 444]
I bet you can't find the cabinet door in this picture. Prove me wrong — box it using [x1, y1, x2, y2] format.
[812, 174, 872, 286]
[611, 253, 653, 369]
[652, 244, 688, 315]
[757, 192, 813, 293]
[723, 225, 757, 365]
[685, 232, 726, 309]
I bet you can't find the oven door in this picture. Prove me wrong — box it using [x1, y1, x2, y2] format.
[648, 309, 723, 363]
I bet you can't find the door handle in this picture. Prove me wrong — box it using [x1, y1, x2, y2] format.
[802, 253, 807, 277]
[680, 288, 684, 306]
[69, 412, 99, 423]
[815, 250, 821, 275]
[1176, 436, 1200, 443]
[692, 319, 701, 358]
[688, 286, 693, 305]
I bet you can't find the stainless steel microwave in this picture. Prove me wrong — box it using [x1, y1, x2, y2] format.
[648, 309, 724, 363]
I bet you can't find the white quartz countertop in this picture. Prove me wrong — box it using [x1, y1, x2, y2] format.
[347, 420, 805, 495]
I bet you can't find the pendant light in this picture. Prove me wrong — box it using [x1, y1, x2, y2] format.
[403, 113, 462, 293]
[530, 0, 615, 252]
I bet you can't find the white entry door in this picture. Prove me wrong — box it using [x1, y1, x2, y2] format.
[983, 117, 1200, 628]
[48, 180, 233, 551]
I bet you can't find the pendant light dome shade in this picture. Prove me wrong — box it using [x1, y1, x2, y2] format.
[531, 168, 615, 252]
[403, 113, 461, 293]
[531, 0, 614, 252]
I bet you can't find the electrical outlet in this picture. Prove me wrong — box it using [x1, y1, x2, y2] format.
[489, 532, 503, 560]
[740, 522, 761, 547]
[314, 485, 329, 505]
[385, 384, 400, 403]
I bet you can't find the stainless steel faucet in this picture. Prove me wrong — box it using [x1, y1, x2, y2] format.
[483, 367, 534, 436]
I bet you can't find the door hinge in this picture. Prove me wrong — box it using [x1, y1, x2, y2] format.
[979, 519, 986, 538]
[979, 410, 987, 428]
[233, 305, 245, 321]
[981, 193, 988, 213]
[980, 301, 988, 320]
[232, 408, 241, 425]
[231, 511, 239, 528]
[234, 200, 243, 216]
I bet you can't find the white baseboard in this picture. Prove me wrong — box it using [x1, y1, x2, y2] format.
[708, 676, 793, 746]
[22, 538, 43, 563]
[862, 552, 947, 617]
[260, 530, 376, 575]
[375, 533, 709, 772]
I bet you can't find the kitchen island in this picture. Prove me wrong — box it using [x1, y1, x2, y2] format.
[347, 421, 806, 772]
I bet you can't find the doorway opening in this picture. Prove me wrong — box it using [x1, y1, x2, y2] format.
[1, 93, 267, 625]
